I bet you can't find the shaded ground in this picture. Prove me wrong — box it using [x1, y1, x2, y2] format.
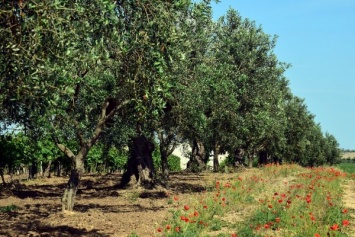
[0, 172, 237, 237]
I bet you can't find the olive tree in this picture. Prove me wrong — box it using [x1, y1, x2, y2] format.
[1, 0, 192, 210]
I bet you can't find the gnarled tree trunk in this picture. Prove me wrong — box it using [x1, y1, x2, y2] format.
[187, 139, 206, 172]
[121, 135, 156, 188]
[234, 148, 245, 167]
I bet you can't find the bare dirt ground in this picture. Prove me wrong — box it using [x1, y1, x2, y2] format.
[0, 172, 237, 237]
[0, 169, 354, 237]
[343, 179, 355, 236]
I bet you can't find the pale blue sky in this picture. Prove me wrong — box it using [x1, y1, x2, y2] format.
[211, 0, 355, 150]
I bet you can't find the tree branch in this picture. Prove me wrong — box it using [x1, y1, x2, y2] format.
[87, 99, 131, 149]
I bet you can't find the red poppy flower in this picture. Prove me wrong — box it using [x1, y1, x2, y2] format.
[173, 196, 179, 201]
[342, 209, 348, 214]
[342, 219, 350, 226]
[314, 234, 320, 237]
[157, 227, 162, 232]
[231, 233, 237, 237]
[275, 217, 281, 223]
[184, 205, 189, 211]
[330, 224, 338, 230]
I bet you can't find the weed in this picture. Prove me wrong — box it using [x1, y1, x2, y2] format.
[0, 205, 18, 213]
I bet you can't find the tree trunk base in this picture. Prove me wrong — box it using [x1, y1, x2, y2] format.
[62, 169, 80, 212]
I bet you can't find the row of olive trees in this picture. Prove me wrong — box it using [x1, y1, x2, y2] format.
[1, 0, 340, 211]
[0, 132, 182, 183]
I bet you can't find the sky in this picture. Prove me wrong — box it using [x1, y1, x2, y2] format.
[211, 0, 355, 150]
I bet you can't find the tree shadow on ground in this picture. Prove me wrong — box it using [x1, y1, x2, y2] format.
[0, 219, 108, 237]
[74, 203, 165, 213]
[169, 182, 206, 193]
[138, 190, 168, 199]
[11, 189, 61, 199]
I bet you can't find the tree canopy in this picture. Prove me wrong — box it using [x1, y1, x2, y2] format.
[0, 0, 341, 210]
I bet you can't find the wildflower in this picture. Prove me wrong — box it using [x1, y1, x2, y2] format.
[275, 217, 281, 223]
[173, 196, 179, 201]
[184, 205, 189, 211]
[175, 226, 180, 232]
[166, 225, 171, 230]
[231, 233, 237, 237]
[342, 209, 348, 214]
[264, 224, 270, 229]
[330, 224, 338, 230]
[314, 234, 320, 237]
[268, 204, 273, 209]
[193, 211, 199, 217]
[157, 227, 162, 232]
[342, 219, 350, 226]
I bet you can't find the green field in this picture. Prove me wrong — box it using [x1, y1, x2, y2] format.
[337, 163, 355, 174]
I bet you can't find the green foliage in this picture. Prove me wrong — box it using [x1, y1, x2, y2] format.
[86, 143, 128, 173]
[153, 147, 181, 172]
[168, 155, 182, 172]
[0, 205, 18, 213]
[0, 0, 342, 175]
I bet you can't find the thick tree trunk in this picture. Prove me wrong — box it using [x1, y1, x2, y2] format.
[120, 135, 156, 188]
[213, 144, 220, 172]
[234, 148, 245, 167]
[187, 139, 206, 172]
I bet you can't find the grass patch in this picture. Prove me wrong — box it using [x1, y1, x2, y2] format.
[0, 204, 18, 213]
[337, 163, 355, 174]
[156, 164, 352, 236]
